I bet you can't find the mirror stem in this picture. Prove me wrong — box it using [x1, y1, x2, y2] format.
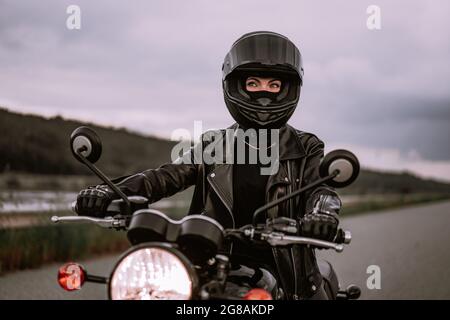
[86, 274, 108, 284]
[76, 149, 131, 211]
[252, 170, 339, 225]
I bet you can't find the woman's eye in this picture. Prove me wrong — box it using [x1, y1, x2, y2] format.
[270, 83, 280, 88]
[247, 82, 257, 87]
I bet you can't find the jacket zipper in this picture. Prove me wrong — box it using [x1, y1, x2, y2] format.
[207, 173, 235, 228]
[287, 161, 298, 298]
[265, 176, 290, 298]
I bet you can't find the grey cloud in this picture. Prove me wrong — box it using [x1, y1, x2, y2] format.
[0, 0, 449, 170]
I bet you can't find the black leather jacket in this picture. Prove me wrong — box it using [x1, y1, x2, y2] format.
[114, 123, 341, 299]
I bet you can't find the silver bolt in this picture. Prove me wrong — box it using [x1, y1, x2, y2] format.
[200, 290, 210, 300]
[210, 173, 215, 178]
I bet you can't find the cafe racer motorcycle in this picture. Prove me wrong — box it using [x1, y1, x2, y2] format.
[52, 127, 361, 300]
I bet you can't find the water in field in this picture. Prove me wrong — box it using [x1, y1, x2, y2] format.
[0, 191, 190, 214]
[0, 190, 368, 214]
[0, 191, 76, 213]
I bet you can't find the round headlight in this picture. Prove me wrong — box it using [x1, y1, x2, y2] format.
[109, 244, 196, 300]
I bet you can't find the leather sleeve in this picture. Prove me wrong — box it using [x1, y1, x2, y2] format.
[301, 134, 342, 217]
[112, 144, 200, 204]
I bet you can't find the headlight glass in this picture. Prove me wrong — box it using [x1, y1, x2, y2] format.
[110, 247, 193, 300]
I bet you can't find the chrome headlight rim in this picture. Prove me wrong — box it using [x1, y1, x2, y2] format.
[108, 242, 198, 300]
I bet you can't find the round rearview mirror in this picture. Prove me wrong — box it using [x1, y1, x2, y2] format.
[70, 126, 102, 163]
[320, 149, 359, 188]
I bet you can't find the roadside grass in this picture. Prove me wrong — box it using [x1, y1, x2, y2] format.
[0, 215, 128, 274]
[0, 203, 189, 275]
[1, 193, 449, 274]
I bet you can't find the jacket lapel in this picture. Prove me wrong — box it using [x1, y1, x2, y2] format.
[266, 124, 306, 189]
[207, 163, 234, 215]
[205, 123, 307, 220]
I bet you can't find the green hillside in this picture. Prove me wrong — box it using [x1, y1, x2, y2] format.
[0, 108, 176, 177]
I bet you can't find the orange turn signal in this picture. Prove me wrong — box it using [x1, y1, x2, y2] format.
[243, 288, 272, 300]
[58, 262, 86, 291]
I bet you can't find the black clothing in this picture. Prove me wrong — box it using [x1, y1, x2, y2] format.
[231, 135, 274, 272]
[233, 162, 268, 227]
[302, 207, 339, 241]
[111, 124, 341, 299]
[76, 185, 116, 217]
[232, 133, 270, 227]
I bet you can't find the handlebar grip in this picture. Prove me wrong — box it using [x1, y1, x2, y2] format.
[70, 199, 122, 214]
[106, 199, 122, 213]
[71, 196, 148, 216]
[335, 229, 352, 244]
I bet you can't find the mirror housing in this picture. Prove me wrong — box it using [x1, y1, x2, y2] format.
[70, 126, 102, 163]
[320, 149, 359, 188]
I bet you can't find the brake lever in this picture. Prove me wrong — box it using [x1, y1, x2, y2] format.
[50, 215, 127, 229]
[264, 232, 344, 252]
[225, 226, 345, 252]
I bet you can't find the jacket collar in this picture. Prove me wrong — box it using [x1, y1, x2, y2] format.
[226, 123, 306, 160]
[277, 124, 306, 160]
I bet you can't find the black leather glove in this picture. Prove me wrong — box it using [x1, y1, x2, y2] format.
[75, 185, 117, 217]
[301, 194, 340, 241]
[301, 212, 338, 241]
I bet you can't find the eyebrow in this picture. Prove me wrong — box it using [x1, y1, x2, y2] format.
[246, 77, 281, 83]
[246, 77, 260, 82]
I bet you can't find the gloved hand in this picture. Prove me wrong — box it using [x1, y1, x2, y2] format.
[75, 185, 117, 217]
[301, 194, 340, 241]
[301, 212, 338, 242]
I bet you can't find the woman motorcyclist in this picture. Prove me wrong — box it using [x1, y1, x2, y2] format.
[75, 31, 342, 299]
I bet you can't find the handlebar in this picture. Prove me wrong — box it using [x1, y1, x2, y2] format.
[71, 196, 149, 215]
[60, 197, 352, 252]
[335, 228, 352, 245]
[55, 196, 149, 229]
[70, 199, 121, 215]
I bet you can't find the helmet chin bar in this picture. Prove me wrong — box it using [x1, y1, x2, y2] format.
[224, 82, 299, 129]
[240, 107, 296, 127]
[226, 102, 297, 129]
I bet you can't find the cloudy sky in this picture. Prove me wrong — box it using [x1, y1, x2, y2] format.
[1, 0, 449, 181]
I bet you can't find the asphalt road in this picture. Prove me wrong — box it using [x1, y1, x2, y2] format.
[1, 200, 450, 300]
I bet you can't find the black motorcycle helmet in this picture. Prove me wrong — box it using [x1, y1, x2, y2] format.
[222, 31, 304, 129]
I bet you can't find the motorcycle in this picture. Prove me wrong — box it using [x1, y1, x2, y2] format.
[52, 126, 362, 300]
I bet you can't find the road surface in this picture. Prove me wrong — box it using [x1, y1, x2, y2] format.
[1, 200, 450, 299]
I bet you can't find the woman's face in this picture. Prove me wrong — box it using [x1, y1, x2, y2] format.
[245, 76, 281, 93]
